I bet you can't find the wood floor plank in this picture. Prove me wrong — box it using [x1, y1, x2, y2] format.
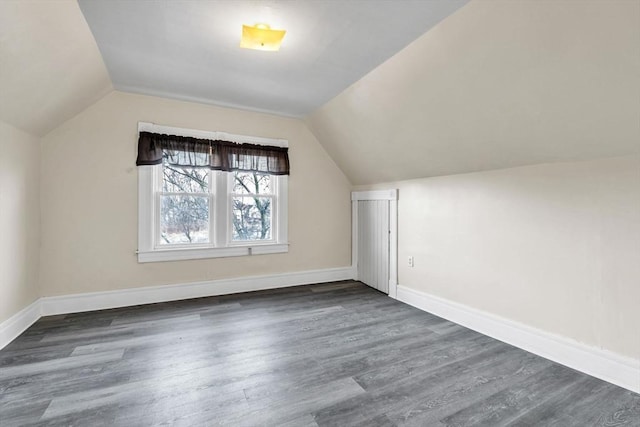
[439, 363, 587, 426]
[2, 363, 131, 404]
[0, 349, 125, 380]
[228, 377, 365, 426]
[504, 375, 629, 426]
[0, 401, 51, 427]
[314, 344, 547, 426]
[0, 281, 636, 426]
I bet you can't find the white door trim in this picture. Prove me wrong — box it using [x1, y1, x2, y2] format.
[352, 189, 398, 298]
[351, 189, 397, 201]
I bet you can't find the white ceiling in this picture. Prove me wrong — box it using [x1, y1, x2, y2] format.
[77, 0, 469, 117]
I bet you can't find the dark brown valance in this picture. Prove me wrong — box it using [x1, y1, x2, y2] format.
[136, 131, 290, 175]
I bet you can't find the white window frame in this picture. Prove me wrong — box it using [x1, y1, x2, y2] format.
[227, 172, 278, 246]
[137, 122, 288, 263]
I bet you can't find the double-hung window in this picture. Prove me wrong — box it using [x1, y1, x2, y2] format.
[230, 171, 276, 242]
[136, 122, 289, 263]
[159, 157, 211, 246]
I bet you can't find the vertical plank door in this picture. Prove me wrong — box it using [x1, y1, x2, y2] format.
[357, 200, 389, 294]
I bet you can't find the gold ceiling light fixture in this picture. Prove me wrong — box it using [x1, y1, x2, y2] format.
[240, 23, 286, 52]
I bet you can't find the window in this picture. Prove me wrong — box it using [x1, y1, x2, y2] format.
[160, 160, 211, 245]
[137, 122, 288, 263]
[231, 171, 274, 242]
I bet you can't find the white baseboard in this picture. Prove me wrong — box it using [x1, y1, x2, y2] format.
[0, 266, 354, 350]
[396, 285, 640, 394]
[40, 266, 354, 316]
[0, 299, 42, 351]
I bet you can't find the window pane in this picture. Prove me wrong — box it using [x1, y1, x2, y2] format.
[163, 164, 209, 193]
[232, 197, 272, 241]
[232, 171, 271, 195]
[160, 195, 209, 245]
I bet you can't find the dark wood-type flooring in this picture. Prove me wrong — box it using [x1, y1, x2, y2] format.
[1, 281, 639, 426]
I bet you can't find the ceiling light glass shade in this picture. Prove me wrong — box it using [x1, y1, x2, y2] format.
[240, 24, 286, 52]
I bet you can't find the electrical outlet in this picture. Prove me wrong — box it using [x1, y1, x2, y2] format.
[408, 256, 414, 267]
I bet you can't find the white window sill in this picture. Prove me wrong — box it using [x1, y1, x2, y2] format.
[137, 243, 289, 263]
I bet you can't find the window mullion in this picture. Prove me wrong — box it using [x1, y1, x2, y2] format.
[277, 176, 287, 244]
[208, 169, 215, 247]
[214, 171, 228, 247]
[154, 165, 163, 248]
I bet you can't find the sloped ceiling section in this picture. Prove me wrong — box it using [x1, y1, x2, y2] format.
[306, 0, 640, 185]
[0, 0, 112, 136]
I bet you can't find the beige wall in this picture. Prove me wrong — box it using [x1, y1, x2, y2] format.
[358, 156, 640, 359]
[40, 91, 351, 296]
[0, 120, 40, 323]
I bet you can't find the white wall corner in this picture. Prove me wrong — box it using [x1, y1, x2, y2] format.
[0, 299, 42, 351]
[396, 285, 640, 394]
[350, 264, 358, 282]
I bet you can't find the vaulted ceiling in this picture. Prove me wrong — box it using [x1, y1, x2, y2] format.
[1, 0, 638, 185]
[0, 0, 468, 136]
[78, 0, 468, 118]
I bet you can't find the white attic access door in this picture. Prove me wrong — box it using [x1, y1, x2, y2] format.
[352, 190, 398, 298]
